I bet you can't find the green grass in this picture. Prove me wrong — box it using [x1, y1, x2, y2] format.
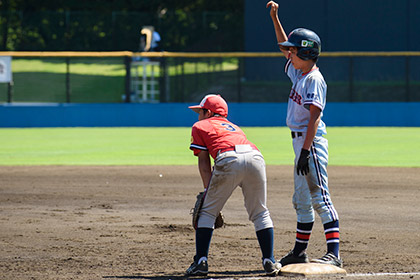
[325, 127, 420, 167]
[12, 58, 127, 76]
[2, 58, 127, 103]
[10, 58, 237, 75]
[0, 127, 419, 167]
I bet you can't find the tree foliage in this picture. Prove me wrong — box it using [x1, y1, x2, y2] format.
[0, 0, 244, 51]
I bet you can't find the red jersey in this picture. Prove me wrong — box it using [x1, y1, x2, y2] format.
[190, 116, 258, 159]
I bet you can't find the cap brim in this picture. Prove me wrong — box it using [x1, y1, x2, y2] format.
[279, 41, 296, 48]
[188, 105, 201, 114]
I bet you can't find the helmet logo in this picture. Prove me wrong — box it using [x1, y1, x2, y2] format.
[301, 40, 314, 48]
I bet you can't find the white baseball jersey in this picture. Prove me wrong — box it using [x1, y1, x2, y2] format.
[285, 59, 327, 135]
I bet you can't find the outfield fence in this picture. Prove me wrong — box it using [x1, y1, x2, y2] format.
[1, 51, 420, 104]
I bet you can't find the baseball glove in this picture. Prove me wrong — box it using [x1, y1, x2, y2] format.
[214, 211, 225, 229]
[191, 191, 206, 230]
[190, 191, 224, 230]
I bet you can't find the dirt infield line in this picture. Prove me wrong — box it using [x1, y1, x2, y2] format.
[348, 272, 420, 277]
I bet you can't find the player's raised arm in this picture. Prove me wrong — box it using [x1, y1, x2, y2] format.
[266, 1, 289, 57]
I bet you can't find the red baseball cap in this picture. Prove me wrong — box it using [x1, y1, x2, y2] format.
[189, 94, 228, 117]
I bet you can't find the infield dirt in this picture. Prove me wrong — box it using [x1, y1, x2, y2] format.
[0, 165, 419, 280]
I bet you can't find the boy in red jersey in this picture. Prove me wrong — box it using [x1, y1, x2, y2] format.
[185, 94, 281, 276]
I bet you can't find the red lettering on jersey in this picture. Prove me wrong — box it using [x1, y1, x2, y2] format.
[289, 88, 302, 105]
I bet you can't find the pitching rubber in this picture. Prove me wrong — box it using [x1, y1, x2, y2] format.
[280, 263, 347, 277]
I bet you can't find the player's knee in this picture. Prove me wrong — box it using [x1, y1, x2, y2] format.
[293, 201, 312, 211]
[294, 203, 315, 223]
[313, 202, 339, 223]
[251, 210, 273, 231]
[197, 212, 216, 229]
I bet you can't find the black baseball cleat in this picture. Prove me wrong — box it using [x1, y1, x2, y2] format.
[263, 259, 282, 276]
[311, 252, 343, 268]
[185, 258, 208, 276]
[279, 250, 309, 266]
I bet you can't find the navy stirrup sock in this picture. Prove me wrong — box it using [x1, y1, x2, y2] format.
[256, 227, 275, 262]
[195, 228, 213, 261]
[293, 222, 314, 256]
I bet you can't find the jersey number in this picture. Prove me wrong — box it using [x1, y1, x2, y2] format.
[221, 123, 236, 131]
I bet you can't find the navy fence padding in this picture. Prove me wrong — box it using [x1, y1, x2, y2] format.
[0, 102, 419, 128]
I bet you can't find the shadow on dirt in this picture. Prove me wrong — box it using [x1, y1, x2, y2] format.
[103, 269, 265, 279]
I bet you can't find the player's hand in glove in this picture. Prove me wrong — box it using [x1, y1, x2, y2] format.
[191, 191, 206, 230]
[297, 149, 310, 176]
[191, 191, 225, 230]
[214, 211, 224, 229]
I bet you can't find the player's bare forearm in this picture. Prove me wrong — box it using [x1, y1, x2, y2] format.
[197, 151, 212, 189]
[303, 106, 322, 150]
[266, 1, 288, 56]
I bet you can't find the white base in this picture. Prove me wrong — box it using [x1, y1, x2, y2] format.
[280, 263, 347, 277]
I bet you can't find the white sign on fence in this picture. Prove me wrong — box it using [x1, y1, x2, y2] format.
[0, 56, 12, 83]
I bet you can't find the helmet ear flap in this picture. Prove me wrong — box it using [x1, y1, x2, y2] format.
[297, 48, 320, 61]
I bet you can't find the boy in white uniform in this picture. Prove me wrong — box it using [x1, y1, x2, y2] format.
[267, 1, 342, 268]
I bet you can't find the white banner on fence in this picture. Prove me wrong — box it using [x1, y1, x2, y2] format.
[0, 56, 12, 83]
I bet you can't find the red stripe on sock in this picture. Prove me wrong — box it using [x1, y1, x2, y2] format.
[325, 232, 340, 239]
[296, 233, 310, 240]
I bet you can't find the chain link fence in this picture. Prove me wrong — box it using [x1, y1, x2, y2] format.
[1, 51, 420, 104]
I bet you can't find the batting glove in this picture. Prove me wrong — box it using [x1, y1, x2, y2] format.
[297, 149, 310, 176]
